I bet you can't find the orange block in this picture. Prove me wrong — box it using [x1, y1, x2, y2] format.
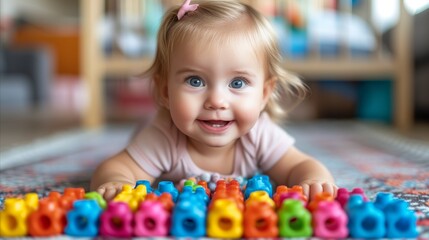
[307, 192, 334, 212]
[27, 199, 65, 237]
[243, 201, 278, 238]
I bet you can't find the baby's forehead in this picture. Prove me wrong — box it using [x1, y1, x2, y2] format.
[172, 22, 265, 59]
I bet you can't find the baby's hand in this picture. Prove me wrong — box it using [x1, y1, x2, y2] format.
[299, 180, 338, 201]
[96, 182, 128, 201]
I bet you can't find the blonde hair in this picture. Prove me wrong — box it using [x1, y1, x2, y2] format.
[143, 0, 306, 122]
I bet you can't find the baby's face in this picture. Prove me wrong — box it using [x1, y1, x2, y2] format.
[165, 36, 271, 148]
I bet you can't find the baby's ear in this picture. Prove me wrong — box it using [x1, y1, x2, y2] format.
[156, 75, 170, 109]
[261, 77, 276, 110]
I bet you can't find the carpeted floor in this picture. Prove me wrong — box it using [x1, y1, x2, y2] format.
[0, 121, 428, 237]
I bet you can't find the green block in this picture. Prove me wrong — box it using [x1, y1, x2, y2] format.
[278, 199, 313, 237]
[84, 191, 107, 209]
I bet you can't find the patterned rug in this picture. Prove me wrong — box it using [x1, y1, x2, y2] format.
[0, 121, 428, 237]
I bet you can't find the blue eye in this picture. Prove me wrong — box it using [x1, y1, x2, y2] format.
[229, 78, 247, 89]
[186, 76, 205, 87]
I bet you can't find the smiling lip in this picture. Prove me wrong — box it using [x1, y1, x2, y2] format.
[197, 120, 233, 133]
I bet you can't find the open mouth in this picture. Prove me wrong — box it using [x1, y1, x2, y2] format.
[203, 120, 230, 128]
[198, 120, 232, 133]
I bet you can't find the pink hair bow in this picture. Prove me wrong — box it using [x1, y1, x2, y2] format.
[177, 0, 199, 20]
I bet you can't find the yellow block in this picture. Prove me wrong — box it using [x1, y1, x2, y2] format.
[207, 199, 243, 238]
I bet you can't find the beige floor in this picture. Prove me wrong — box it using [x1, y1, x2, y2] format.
[1, 108, 428, 153]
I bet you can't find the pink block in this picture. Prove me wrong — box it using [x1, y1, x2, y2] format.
[336, 187, 368, 208]
[312, 201, 348, 238]
[134, 201, 171, 237]
[279, 192, 306, 206]
[99, 202, 133, 237]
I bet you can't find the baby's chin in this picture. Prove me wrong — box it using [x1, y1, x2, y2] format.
[187, 135, 239, 148]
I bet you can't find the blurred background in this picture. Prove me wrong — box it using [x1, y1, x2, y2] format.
[1, 0, 428, 152]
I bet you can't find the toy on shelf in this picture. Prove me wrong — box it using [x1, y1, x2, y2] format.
[0, 175, 420, 238]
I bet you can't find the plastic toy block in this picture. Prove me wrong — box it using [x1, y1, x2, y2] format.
[42, 188, 85, 212]
[198, 181, 211, 198]
[65, 199, 102, 237]
[374, 192, 394, 210]
[278, 199, 313, 237]
[207, 199, 243, 238]
[45, 191, 76, 211]
[135, 179, 153, 193]
[215, 179, 226, 192]
[28, 199, 66, 236]
[147, 192, 175, 212]
[99, 201, 133, 237]
[278, 192, 306, 208]
[183, 180, 211, 199]
[210, 189, 244, 212]
[347, 200, 385, 238]
[244, 175, 272, 199]
[383, 199, 418, 238]
[84, 191, 107, 209]
[184, 179, 197, 189]
[245, 190, 275, 208]
[312, 201, 348, 238]
[243, 201, 278, 238]
[197, 180, 211, 197]
[335, 188, 350, 208]
[171, 195, 207, 237]
[114, 184, 147, 211]
[134, 200, 171, 236]
[345, 194, 364, 212]
[63, 188, 85, 200]
[25, 193, 39, 212]
[350, 187, 368, 200]
[179, 186, 210, 205]
[187, 177, 198, 184]
[227, 180, 244, 198]
[210, 180, 244, 212]
[307, 192, 334, 212]
[0, 197, 33, 237]
[336, 187, 368, 208]
[273, 185, 307, 208]
[199, 172, 211, 182]
[154, 181, 179, 202]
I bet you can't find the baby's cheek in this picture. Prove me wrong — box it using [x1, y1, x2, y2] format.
[233, 102, 261, 131]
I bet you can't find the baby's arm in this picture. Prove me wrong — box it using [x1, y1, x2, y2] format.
[265, 146, 336, 200]
[90, 150, 154, 201]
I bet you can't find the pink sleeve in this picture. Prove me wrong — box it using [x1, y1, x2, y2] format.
[126, 120, 177, 178]
[253, 113, 295, 172]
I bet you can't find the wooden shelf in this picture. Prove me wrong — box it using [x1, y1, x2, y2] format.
[284, 58, 395, 79]
[103, 56, 152, 75]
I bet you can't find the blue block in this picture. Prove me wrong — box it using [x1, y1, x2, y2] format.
[170, 196, 207, 237]
[244, 175, 272, 199]
[374, 192, 394, 211]
[65, 200, 102, 237]
[347, 201, 385, 238]
[384, 199, 418, 238]
[135, 179, 153, 193]
[179, 186, 210, 205]
[154, 181, 179, 202]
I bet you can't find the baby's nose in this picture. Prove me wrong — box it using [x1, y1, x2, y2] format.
[204, 88, 229, 110]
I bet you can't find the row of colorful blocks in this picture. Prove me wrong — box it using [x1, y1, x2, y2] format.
[0, 175, 419, 238]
